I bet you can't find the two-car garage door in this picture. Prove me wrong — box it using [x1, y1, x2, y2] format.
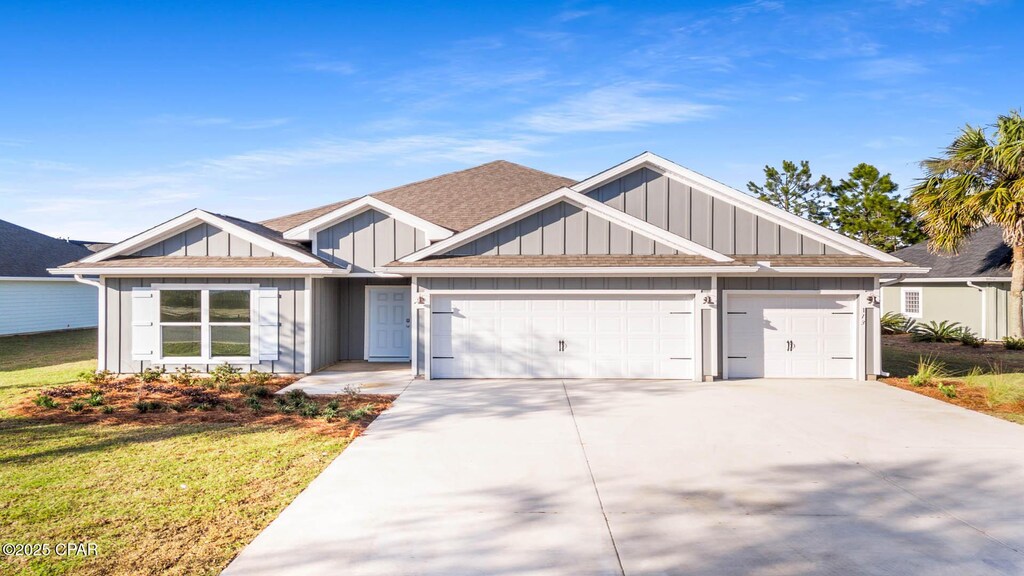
[430, 294, 696, 380]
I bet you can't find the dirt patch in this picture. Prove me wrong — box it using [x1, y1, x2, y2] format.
[883, 333, 1024, 374]
[10, 376, 395, 437]
[882, 376, 1024, 423]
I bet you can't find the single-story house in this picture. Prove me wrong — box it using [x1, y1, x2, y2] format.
[52, 152, 926, 380]
[1, 219, 106, 336]
[883, 225, 1016, 340]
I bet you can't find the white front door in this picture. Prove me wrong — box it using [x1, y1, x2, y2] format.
[725, 293, 858, 379]
[430, 294, 695, 379]
[367, 287, 411, 361]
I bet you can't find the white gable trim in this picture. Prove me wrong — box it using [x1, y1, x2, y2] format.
[399, 187, 734, 263]
[281, 196, 454, 242]
[572, 152, 902, 263]
[80, 209, 322, 265]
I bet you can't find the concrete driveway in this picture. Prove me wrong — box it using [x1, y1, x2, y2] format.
[224, 379, 1024, 575]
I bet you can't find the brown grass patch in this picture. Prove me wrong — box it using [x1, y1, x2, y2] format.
[11, 376, 395, 437]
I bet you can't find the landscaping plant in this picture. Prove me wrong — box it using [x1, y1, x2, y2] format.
[210, 363, 243, 385]
[956, 327, 984, 348]
[881, 312, 916, 335]
[912, 320, 963, 343]
[78, 369, 114, 385]
[1003, 337, 1024, 350]
[908, 355, 948, 387]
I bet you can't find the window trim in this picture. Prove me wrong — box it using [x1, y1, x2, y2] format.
[900, 287, 923, 318]
[153, 283, 259, 364]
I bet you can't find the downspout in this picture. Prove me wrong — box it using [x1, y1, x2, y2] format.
[73, 275, 106, 371]
[966, 281, 987, 340]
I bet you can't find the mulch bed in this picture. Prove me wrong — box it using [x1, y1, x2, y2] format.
[881, 376, 1024, 421]
[10, 376, 395, 438]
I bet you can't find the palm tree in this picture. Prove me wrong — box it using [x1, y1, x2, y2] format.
[911, 110, 1024, 337]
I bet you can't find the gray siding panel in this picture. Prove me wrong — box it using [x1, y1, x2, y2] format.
[130, 223, 276, 258]
[337, 278, 410, 360]
[588, 167, 853, 256]
[316, 209, 433, 272]
[106, 277, 307, 374]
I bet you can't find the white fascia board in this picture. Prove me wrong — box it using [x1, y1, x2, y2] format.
[886, 276, 1007, 283]
[399, 187, 733, 263]
[1, 276, 80, 282]
[572, 152, 903, 263]
[48, 266, 350, 277]
[765, 266, 932, 275]
[281, 196, 453, 242]
[377, 266, 760, 277]
[80, 209, 322, 265]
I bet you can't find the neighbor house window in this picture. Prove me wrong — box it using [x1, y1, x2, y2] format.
[901, 288, 922, 318]
[158, 287, 253, 361]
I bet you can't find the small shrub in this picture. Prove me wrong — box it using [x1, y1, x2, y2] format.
[168, 403, 186, 413]
[956, 327, 984, 348]
[134, 400, 164, 413]
[1003, 337, 1024, 350]
[85, 392, 104, 406]
[169, 366, 198, 386]
[100, 405, 115, 414]
[908, 355, 948, 387]
[912, 320, 963, 343]
[210, 363, 243, 384]
[881, 312, 916, 335]
[244, 370, 273, 385]
[33, 394, 58, 409]
[938, 382, 957, 398]
[345, 404, 375, 422]
[216, 382, 235, 393]
[67, 400, 85, 412]
[222, 403, 237, 413]
[136, 366, 165, 383]
[239, 384, 272, 398]
[78, 369, 114, 385]
[326, 399, 340, 411]
[193, 402, 214, 411]
[342, 384, 362, 398]
[298, 402, 321, 418]
[244, 396, 263, 412]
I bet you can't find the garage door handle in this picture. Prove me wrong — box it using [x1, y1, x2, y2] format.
[787, 340, 793, 351]
[558, 339, 565, 352]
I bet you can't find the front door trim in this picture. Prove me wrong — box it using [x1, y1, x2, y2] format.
[364, 285, 413, 362]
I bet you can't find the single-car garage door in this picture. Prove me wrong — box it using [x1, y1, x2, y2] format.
[430, 294, 696, 379]
[724, 293, 858, 379]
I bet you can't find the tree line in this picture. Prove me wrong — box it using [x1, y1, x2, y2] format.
[746, 160, 924, 252]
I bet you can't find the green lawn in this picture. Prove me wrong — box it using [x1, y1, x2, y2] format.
[0, 330, 348, 576]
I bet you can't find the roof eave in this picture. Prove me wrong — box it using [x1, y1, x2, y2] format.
[48, 266, 351, 277]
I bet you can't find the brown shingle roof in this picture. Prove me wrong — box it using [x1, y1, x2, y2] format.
[384, 254, 734, 268]
[60, 256, 335, 269]
[260, 161, 575, 233]
[383, 254, 918, 269]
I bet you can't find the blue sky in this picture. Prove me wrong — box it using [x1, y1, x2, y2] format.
[1, 0, 1020, 241]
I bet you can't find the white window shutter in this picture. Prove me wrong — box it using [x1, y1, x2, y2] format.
[131, 288, 158, 360]
[257, 287, 280, 361]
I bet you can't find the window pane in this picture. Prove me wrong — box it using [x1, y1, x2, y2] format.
[162, 326, 201, 357]
[210, 290, 251, 322]
[160, 290, 201, 322]
[212, 325, 250, 357]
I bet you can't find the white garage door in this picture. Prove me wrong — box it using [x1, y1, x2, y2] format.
[430, 294, 695, 379]
[724, 293, 857, 379]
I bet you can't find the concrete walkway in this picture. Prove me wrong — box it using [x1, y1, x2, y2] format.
[277, 362, 413, 396]
[224, 379, 1024, 575]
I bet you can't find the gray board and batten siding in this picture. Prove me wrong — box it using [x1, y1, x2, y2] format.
[104, 277, 306, 374]
[586, 167, 843, 256]
[133, 223, 281, 257]
[311, 277, 411, 371]
[444, 201, 681, 257]
[315, 209, 429, 273]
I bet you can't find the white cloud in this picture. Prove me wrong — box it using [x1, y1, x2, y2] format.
[518, 85, 717, 133]
[296, 60, 356, 75]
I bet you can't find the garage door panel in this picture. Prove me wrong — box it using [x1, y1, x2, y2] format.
[430, 295, 694, 379]
[725, 294, 857, 379]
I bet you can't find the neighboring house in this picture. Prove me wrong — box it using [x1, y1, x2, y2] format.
[52, 152, 926, 380]
[883, 226, 1015, 340]
[0, 219, 103, 336]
